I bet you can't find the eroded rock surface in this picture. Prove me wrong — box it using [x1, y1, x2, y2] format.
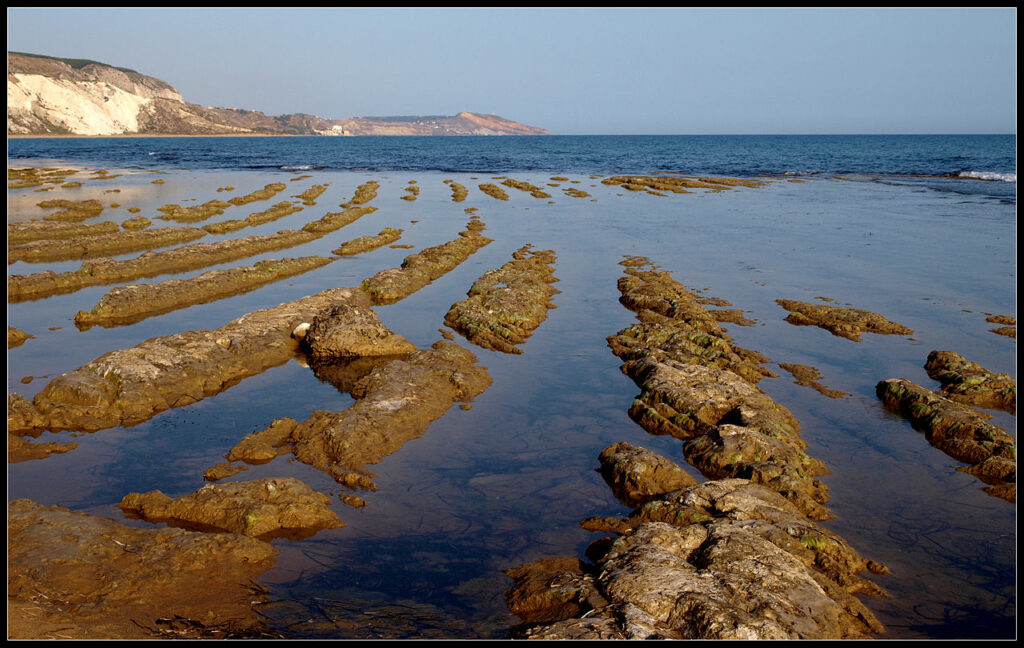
[608, 258, 831, 520]
[359, 224, 492, 305]
[779, 363, 848, 399]
[73, 255, 335, 329]
[8, 225, 207, 264]
[8, 219, 119, 244]
[924, 350, 1016, 414]
[597, 441, 698, 507]
[877, 378, 1016, 501]
[8, 498, 277, 639]
[333, 227, 403, 256]
[8, 325, 33, 349]
[118, 477, 343, 540]
[444, 244, 560, 354]
[9, 229, 321, 303]
[258, 341, 491, 491]
[303, 302, 417, 359]
[7, 287, 370, 435]
[508, 476, 887, 640]
[776, 299, 913, 342]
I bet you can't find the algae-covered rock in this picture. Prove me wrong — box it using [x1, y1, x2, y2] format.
[332, 228, 403, 256]
[8, 226, 207, 264]
[7, 219, 120, 244]
[8, 229, 322, 303]
[359, 225, 492, 305]
[876, 378, 1015, 501]
[776, 299, 913, 342]
[443, 244, 560, 354]
[924, 350, 1015, 413]
[478, 183, 510, 201]
[118, 477, 343, 540]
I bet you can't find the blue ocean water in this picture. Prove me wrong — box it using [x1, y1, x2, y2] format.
[9, 133, 1017, 179]
[6, 134, 1017, 639]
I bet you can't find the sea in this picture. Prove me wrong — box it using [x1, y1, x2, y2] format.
[7, 134, 1017, 639]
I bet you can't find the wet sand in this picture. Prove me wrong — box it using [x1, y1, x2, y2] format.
[7, 164, 1016, 639]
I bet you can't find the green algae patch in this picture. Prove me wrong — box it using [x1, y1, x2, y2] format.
[876, 378, 1015, 501]
[8, 226, 207, 265]
[8, 229, 321, 303]
[776, 299, 913, 342]
[359, 220, 493, 305]
[333, 228, 403, 256]
[74, 255, 336, 330]
[501, 178, 552, 199]
[443, 244, 560, 354]
[478, 183, 510, 201]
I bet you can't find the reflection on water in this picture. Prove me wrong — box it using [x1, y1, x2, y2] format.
[6, 169, 1016, 639]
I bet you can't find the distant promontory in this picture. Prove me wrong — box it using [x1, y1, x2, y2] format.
[7, 51, 549, 137]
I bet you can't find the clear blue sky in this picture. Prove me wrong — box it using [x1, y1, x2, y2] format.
[6, 7, 1017, 134]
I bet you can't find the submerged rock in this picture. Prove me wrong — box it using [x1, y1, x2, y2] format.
[443, 244, 560, 354]
[8, 325, 33, 349]
[924, 350, 1016, 413]
[778, 363, 848, 399]
[478, 183, 510, 201]
[775, 299, 913, 342]
[8, 498, 278, 639]
[119, 477, 343, 540]
[268, 341, 491, 490]
[876, 378, 1016, 501]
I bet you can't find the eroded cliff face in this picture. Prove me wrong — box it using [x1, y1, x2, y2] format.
[8, 51, 549, 137]
[7, 52, 188, 135]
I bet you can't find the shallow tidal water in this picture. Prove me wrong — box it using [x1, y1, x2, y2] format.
[7, 165, 1016, 638]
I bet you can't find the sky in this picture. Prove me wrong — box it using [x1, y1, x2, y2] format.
[6, 7, 1017, 135]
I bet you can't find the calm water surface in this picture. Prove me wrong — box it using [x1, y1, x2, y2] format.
[7, 135, 1016, 638]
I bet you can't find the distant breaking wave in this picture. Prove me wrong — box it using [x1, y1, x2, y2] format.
[959, 170, 1016, 183]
